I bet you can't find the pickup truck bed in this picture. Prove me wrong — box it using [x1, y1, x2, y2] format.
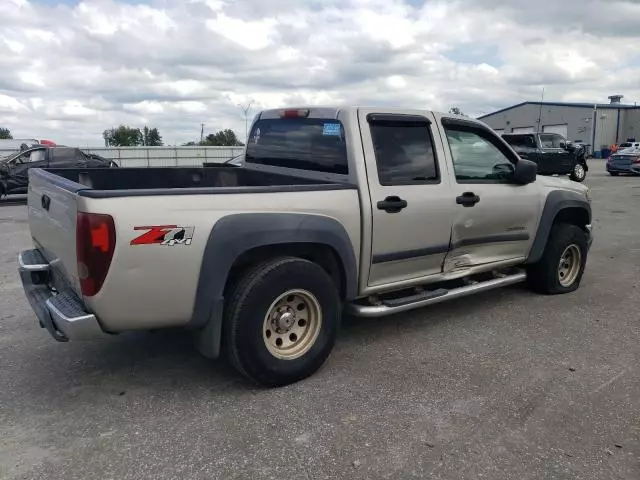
[18, 105, 593, 387]
[44, 165, 347, 195]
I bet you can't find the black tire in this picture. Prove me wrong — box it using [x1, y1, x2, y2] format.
[223, 257, 341, 387]
[609, 172, 619, 176]
[569, 163, 586, 182]
[527, 224, 588, 294]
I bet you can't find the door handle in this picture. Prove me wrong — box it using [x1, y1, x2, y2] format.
[41, 194, 51, 211]
[456, 192, 480, 207]
[377, 196, 408, 213]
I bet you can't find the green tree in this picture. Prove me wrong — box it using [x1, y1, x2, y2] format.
[103, 125, 143, 147]
[142, 126, 163, 146]
[0, 127, 12, 139]
[201, 129, 244, 147]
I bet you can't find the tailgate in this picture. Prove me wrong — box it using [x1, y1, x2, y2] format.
[27, 170, 81, 295]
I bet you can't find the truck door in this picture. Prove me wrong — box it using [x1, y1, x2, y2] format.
[439, 117, 541, 270]
[539, 133, 572, 174]
[357, 109, 455, 287]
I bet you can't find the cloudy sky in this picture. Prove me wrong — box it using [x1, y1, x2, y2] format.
[1, 0, 639, 146]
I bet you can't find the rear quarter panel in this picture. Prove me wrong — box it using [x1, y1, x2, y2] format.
[78, 189, 361, 332]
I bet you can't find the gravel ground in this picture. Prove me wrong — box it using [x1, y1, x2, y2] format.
[0, 161, 638, 480]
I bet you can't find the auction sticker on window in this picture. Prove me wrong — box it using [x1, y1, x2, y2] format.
[322, 123, 341, 136]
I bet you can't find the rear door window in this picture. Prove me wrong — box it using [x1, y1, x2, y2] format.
[368, 115, 439, 185]
[246, 118, 348, 175]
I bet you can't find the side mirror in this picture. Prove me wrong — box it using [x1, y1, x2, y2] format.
[512, 159, 537, 185]
[559, 142, 566, 149]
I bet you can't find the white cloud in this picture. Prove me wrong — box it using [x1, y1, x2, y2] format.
[0, 95, 26, 112]
[206, 14, 277, 50]
[0, 0, 638, 145]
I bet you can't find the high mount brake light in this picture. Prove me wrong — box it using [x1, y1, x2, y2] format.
[76, 212, 116, 297]
[280, 109, 310, 118]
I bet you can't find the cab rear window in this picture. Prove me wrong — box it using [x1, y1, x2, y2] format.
[245, 118, 348, 175]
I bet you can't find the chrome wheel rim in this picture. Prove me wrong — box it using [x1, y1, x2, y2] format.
[263, 289, 322, 360]
[574, 164, 585, 179]
[558, 244, 582, 287]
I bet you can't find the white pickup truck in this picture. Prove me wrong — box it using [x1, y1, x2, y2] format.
[18, 107, 593, 386]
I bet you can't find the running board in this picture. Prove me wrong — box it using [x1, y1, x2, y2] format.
[346, 271, 527, 318]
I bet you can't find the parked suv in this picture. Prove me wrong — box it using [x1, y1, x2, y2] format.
[502, 132, 587, 182]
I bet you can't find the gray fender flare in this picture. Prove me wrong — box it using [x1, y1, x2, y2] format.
[526, 190, 592, 264]
[191, 213, 358, 358]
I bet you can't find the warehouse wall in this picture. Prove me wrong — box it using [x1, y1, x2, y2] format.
[619, 109, 640, 143]
[592, 108, 620, 150]
[480, 104, 596, 142]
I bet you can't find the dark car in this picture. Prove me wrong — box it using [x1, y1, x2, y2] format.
[501, 132, 587, 182]
[0, 146, 117, 197]
[606, 147, 640, 176]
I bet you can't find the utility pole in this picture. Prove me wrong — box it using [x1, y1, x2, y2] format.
[237, 100, 254, 143]
[536, 87, 545, 133]
[200, 123, 204, 144]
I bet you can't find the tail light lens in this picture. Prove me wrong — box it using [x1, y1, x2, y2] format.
[76, 212, 115, 297]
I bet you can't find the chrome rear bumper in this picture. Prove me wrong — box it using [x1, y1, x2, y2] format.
[18, 249, 104, 341]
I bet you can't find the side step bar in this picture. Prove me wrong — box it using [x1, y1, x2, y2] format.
[346, 271, 527, 318]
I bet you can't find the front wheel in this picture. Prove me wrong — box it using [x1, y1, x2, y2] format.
[223, 257, 341, 387]
[570, 163, 586, 182]
[528, 224, 588, 294]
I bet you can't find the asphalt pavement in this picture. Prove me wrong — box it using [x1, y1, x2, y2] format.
[1, 162, 638, 480]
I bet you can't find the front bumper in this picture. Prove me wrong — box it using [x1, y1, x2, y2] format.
[606, 163, 635, 173]
[18, 249, 104, 342]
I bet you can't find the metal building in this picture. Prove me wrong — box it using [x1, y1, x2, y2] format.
[478, 95, 640, 150]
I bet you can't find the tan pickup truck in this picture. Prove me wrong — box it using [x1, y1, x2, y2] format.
[18, 106, 593, 386]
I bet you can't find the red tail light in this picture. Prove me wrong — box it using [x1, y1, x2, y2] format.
[76, 212, 116, 297]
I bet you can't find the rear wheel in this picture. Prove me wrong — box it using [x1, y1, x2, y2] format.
[570, 163, 586, 182]
[528, 223, 588, 294]
[609, 171, 619, 176]
[223, 257, 341, 387]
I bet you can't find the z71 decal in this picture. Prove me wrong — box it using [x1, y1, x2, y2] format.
[131, 225, 195, 246]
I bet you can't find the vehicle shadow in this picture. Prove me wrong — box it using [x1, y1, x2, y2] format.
[11, 284, 534, 399]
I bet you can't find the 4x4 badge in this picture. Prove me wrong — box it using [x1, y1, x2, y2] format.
[131, 226, 194, 246]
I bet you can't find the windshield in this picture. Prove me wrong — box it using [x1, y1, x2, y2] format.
[1, 150, 25, 163]
[245, 118, 348, 175]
